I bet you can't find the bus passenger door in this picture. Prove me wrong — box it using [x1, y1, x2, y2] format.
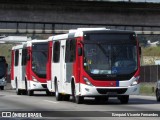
[65, 39, 76, 94]
[60, 43, 66, 93]
[21, 49, 27, 89]
[14, 49, 22, 89]
[18, 49, 23, 89]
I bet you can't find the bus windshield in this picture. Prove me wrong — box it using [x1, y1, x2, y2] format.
[83, 32, 138, 76]
[32, 43, 48, 78]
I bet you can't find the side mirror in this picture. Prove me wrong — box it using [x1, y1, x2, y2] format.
[27, 54, 30, 60]
[78, 47, 82, 56]
[139, 47, 141, 55]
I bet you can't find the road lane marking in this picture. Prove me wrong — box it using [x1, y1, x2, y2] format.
[44, 100, 59, 104]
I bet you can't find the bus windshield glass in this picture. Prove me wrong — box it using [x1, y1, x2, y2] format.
[83, 32, 138, 76]
[32, 43, 48, 78]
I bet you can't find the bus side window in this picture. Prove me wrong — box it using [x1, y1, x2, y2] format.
[15, 50, 19, 66]
[53, 41, 60, 63]
[22, 49, 27, 65]
[65, 39, 76, 63]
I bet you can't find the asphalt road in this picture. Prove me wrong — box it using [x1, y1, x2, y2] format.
[0, 90, 160, 120]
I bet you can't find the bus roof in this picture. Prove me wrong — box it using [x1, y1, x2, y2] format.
[52, 34, 68, 41]
[48, 28, 136, 42]
[69, 28, 107, 33]
[12, 44, 25, 50]
[12, 39, 49, 50]
[26, 39, 48, 46]
[74, 28, 135, 37]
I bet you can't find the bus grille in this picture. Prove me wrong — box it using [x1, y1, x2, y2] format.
[96, 88, 127, 94]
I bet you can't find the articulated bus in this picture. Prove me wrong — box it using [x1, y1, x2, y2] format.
[11, 40, 50, 96]
[47, 28, 141, 104]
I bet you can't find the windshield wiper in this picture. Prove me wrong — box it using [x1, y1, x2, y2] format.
[97, 44, 109, 59]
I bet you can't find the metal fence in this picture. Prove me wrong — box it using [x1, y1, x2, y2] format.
[140, 65, 160, 82]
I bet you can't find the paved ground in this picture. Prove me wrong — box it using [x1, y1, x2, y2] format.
[0, 89, 160, 120]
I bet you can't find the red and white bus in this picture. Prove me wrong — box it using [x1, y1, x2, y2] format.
[47, 28, 141, 104]
[11, 39, 50, 96]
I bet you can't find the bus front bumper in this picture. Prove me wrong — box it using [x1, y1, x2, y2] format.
[78, 83, 140, 97]
[28, 81, 47, 91]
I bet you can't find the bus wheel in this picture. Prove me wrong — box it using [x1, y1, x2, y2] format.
[24, 79, 28, 95]
[16, 83, 21, 95]
[75, 96, 84, 104]
[0, 86, 4, 90]
[63, 95, 70, 101]
[55, 82, 62, 101]
[118, 95, 129, 104]
[28, 90, 33, 96]
[72, 83, 83, 104]
[156, 89, 160, 102]
[21, 90, 27, 95]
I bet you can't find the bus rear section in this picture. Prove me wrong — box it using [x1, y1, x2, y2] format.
[0, 56, 8, 90]
[11, 40, 50, 96]
[48, 28, 141, 104]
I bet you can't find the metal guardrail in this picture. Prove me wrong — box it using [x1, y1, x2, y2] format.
[140, 65, 160, 82]
[1, 21, 160, 34]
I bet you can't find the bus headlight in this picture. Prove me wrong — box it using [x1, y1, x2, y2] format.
[32, 76, 39, 83]
[131, 76, 140, 86]
[83, 77, 93, 86]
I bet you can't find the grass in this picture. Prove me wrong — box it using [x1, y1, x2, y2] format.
[142, 46, 160, 56]
[0, 44, 13, 65]
[140, 82, 156, 96]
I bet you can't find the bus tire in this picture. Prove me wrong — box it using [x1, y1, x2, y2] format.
[75, 96, 84, 104]
[55, 82, 62, 101]
[156, 89, 160, 102]
[72, 83, 83, 104]
[16, 89, 21, 95]
[63, 95, 70, 101]
[24, 78, 28, 95]
[28, 90, 33, 96]
[21, 90, 27, 95]
[118, 95, 129, 104]
[16, 81, 21, 95]
[0, 86, 4, 90]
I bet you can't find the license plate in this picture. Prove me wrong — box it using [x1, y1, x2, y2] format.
[107, 92, 117, 95]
